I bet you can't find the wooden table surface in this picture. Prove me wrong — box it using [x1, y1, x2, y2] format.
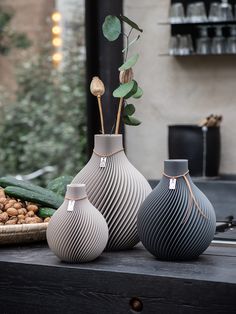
[0, 243, 236, 314]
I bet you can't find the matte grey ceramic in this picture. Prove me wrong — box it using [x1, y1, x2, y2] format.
[137, 160, 216, 261]
[72, 134, 152, 251]
[46, 184, 109, 263]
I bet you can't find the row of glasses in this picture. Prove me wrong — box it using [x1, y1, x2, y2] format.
[170, 1, 234, 24]
[196, 25, 236, 54]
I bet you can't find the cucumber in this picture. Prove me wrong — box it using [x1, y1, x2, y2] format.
[47, 175, 73, 196]
[0, 176, 50, 195]
[5, 186, 63, 209]
[38, 207, 56, 218]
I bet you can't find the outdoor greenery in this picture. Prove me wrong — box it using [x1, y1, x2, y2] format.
[0, 6, 30, 55]
[0, 48, 87, 185]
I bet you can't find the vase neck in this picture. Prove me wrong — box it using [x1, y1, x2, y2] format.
[94, 134, 123, 156]
[164, 160, 189, 177]
[65, 184, 87, 200]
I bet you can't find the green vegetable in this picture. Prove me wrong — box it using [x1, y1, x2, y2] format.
[38, 207, 56, 218]
[5, 186, 63, 209]
[0, 176, 48, 193]
[47, 175, 73, 196]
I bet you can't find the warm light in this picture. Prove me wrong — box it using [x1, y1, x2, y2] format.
[52, 37, 62, 47]
[52, 52, 62, 62]
[52, 26, 61, 35]
[51, 12, 61, 22]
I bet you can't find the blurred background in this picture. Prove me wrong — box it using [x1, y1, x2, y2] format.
[0, 0, 236, 184]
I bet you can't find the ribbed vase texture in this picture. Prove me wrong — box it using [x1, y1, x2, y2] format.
[72, 135, 152, 251]
[137, 164, 216, 260]
[46, 185, 108, 263]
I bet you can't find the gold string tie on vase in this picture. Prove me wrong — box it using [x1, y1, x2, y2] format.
[163, 170, 208, 223]
[93, 148, 124, 168]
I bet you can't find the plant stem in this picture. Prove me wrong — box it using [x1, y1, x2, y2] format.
[124, 28, 133, 61]
[115, 97, 123, 134]
[97, 96, 105, 134]
[114, 27, 133, 134]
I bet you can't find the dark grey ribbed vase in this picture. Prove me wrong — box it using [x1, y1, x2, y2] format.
[72, 134, 152, 251]
[46, 184, 109, 263]
[137, 160, 216, 261]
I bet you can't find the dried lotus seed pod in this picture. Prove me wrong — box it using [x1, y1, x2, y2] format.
[119, 68, 134, 84]
[90, 76, 105, 97]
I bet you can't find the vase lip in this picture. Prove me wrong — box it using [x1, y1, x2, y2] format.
[65, 183, 87, 199]
[95, 134, 123, 138]
[164, 159, 189, 177]
[94, 133, 124, 155]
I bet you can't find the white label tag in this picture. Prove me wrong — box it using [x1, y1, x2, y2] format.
[100, 157, 107, 168]
[67, 200, 75, 212]
[169, 178, 176, 190]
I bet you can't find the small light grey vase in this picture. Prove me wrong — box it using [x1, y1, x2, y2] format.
[46, 184, 109, 263]
[72, 134, 152, 251]
[137, 160, 216, 261]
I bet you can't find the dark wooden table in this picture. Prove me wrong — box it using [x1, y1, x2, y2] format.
[0, 243, 236, 314]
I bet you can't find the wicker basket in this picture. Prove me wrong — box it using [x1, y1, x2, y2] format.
[0, 223, 48, 245]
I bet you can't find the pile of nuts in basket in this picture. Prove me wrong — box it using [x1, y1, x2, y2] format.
[0, 188, 50, 225]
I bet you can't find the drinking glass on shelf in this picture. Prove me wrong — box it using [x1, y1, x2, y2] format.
[186, 2, 208, 23]
[209, 2, 221, 22]
[169, 2, 185, 24]
[169, 36, 179, 55]
[196, 26, 211, 55]
[226, 26, 236, 54]
[219, 0, 233, 21]
[211, 26, 226, 54]
[169, 34, 193, 56]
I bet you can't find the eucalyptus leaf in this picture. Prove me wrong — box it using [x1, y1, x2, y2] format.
[124, 104, 135, 116]
[102, 15, 121, 41]
[124, 115, 141, 126]
[113, 80, 136, 98]
[120, 15, 143, 33]
[119, 54, 139, 71]
[124, 80, 138, 99]
[132, 87, 143, 99]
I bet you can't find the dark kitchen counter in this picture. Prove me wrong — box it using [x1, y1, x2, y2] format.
[0, 242, 236, 314]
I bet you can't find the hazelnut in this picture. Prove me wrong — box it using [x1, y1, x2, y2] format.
[27, 211, 35, 217]
[0, 197, 7, 204]
[0, 212, 8, 223]
[17, 214, 25, 220]
[18, 208, 27, 215]
[27, 205, 38, 213]
[5, 219, 17, 225]
[6, 208, 18, 217]
[13, 202, 23, 209]
[5, 200, 16, 210]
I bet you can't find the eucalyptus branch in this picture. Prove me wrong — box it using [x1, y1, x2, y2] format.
[102, 15, 143, 133]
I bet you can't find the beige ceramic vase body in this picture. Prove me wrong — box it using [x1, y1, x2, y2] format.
[72, 134, 152, 251]
[46, 184, 108, 263]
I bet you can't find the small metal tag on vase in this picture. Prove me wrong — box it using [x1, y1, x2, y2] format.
[169, 178, 176, 190]
[67, 200, 75, 212]
[100, 157, 107, 168]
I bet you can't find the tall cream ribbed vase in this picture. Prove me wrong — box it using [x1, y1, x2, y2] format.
[72, 134, 152, 251]
[46, 184, 108, 263]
